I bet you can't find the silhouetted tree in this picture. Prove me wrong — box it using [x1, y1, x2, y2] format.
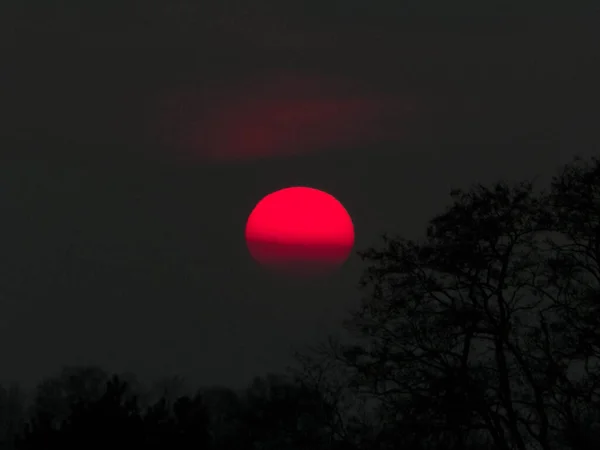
[17, 375, 142, 450]
[240, 373, 335, 450]
[0, 383, 26, 450]
[26, 365, 109, 431]
[290, 348, 368, 449]
[294, 156, 600, 450]
[59, 375, 144, 449]
[539, 156, 600, 449]
[147, 374, 189, 408]
[201, 386, 251, 450]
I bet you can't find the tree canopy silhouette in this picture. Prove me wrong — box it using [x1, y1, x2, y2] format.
[8, 367, 334, 450]
[295, 156, 600, 450]
[16, 373, 211, 450]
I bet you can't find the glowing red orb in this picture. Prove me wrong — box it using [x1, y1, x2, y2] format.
[245, 187, 355, 274]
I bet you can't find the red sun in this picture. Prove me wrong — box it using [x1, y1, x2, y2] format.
[245, 187, 355, 274]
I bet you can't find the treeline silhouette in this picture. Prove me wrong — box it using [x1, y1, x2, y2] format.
[2, 155, 600, 450]
[0, 367, 338, 450]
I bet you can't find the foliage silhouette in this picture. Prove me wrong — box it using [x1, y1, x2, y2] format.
[7, 367, 335, 450]
[27, 366, 110, 431]
[241, 373, 336, 450]
[0, 383, 26, 450]
[294, 156, 600, 450]
[16, 374, 212, 450]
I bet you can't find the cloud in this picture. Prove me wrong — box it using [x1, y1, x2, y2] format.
[152, 73, 413, 162]
[150, 74, 409, 161]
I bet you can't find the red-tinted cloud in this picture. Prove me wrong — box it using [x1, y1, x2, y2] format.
[154, 73, 411, 162]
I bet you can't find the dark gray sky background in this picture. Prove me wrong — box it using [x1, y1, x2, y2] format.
[1, 1, 599, 389]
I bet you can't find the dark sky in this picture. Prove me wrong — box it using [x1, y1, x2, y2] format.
[1, 1, 599, 389]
